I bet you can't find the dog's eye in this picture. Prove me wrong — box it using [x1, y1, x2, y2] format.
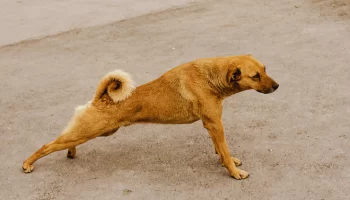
[252, 73, 260, 79]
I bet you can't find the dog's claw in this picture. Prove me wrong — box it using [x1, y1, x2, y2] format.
[67, 151, 75, 159]
[67, 154, 75, 159]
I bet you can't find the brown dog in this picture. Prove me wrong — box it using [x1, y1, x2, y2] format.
[22, 54, 279, 179]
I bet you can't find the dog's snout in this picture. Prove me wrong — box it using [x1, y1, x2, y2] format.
[272, 83, 279, 90]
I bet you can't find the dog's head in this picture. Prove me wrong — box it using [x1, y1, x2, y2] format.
[227, 55, 279, 94]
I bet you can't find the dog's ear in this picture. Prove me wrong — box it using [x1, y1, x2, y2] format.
[229, 68, 241, 82]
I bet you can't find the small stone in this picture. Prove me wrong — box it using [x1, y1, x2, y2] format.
[123, 189, 132, 196]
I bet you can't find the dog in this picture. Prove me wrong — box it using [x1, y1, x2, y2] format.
[22, 54, 279, 179]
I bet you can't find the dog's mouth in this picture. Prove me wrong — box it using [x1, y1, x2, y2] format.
[257, 88, 275, 94]
[257, 83, 279, 94]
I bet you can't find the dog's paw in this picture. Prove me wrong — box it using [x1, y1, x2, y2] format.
[230, 169, 249, 180]
[67, 148, 76, 159]
[221, 157, 242, 167]
[22, 162, 34, 173]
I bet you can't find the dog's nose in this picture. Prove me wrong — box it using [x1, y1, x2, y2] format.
[272, 83, 279, 90]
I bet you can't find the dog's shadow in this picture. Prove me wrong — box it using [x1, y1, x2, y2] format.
[41, 128, 228, 183]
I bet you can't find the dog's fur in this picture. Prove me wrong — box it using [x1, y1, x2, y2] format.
[22, 55, 279, 179]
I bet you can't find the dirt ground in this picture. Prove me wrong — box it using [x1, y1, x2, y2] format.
[0, 0, 200, 46]
[0, 0, 349, 199]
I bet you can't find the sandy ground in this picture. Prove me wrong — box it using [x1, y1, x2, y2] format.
[0, 0, 200, 46]
[1, 0, 350, 199]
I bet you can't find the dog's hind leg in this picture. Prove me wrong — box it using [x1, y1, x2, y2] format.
[22, 134, 90, 173]
[66, 128, 120, 159]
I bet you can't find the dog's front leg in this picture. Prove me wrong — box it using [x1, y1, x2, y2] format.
[203, 119, 248, 179]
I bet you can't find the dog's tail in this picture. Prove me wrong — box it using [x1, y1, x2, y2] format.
[93, 70, 135, 103]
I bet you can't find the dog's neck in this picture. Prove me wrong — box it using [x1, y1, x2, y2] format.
[208, 81, 244, 99]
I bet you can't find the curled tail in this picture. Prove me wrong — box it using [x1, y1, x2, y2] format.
[93, 70, 135, 103]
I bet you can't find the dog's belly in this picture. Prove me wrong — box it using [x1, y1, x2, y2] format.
[137, 117, 199, 124]
[136, 108, 199, 124]
[132, 100, 199, 124]
[137, 116, 199, 124]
